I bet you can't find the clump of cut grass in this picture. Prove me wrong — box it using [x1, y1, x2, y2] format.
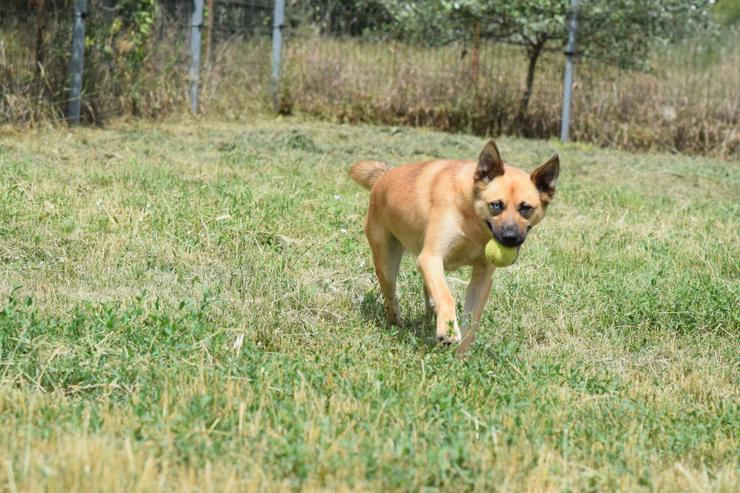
[0, 119, 737, 491]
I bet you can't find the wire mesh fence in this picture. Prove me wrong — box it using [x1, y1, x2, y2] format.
[1, 1, 74, 122]
[277, 4, 738, 156]
[0, 1, 737, 157]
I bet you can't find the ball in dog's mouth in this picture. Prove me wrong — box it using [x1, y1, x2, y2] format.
[485, 239, 519, 267]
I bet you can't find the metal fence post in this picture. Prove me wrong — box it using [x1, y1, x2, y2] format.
[189, 0, 204, 114]
[560, 0, 578, 142]
[67, 0, 87, 124]
[271, 0, 286, 112]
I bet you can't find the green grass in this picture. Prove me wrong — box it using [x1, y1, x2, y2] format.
[0, 119, 738, 492]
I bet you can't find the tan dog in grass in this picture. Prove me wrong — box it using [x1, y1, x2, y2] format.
[349, 140, 559, 353]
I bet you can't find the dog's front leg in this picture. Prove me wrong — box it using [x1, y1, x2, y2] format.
[458, 263, 494, 354]
[423, 283, 435, 322]
[418, 252, 460, 343]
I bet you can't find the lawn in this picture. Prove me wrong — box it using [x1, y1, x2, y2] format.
[0, 119, 737, 492]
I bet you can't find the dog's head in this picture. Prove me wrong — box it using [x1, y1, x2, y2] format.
[473, 140, 559, 247]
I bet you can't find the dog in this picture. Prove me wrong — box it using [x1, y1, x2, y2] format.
[349, 140, 559, 353]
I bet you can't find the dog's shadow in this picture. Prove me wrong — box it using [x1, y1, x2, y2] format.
[359, 289, 439, 350]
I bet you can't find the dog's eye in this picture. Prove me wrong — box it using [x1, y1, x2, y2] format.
[489, 200, 504, 215]
[519, 203, 533, 218]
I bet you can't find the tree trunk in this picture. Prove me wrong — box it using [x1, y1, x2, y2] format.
[518, 39, 545, 129]
[33, 0, 46, 87]
[470, 22, 480, 82]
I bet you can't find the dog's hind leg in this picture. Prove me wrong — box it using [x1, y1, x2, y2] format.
[366, 220, 404, 326]
[458, 262, 494, 354]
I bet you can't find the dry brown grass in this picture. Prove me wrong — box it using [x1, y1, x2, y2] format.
[1, 13, 738, 158]
[280, 34, 739, 159]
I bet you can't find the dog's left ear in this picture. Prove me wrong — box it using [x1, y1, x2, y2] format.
[474, 140, 505, 183]
[531, 154, 559, 203]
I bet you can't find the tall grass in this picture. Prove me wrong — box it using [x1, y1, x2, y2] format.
[0, 8, 70, 123]
[1, 9, 737, 158]
[280, 32, 739, 158]
[0, 5, 191, 123]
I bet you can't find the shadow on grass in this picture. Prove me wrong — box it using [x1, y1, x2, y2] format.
[359, 288, 438, 350]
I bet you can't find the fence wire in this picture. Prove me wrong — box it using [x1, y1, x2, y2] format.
[0, 1, 737, 157]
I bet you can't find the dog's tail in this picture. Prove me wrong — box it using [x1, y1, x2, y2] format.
[348, 161, 389, 191]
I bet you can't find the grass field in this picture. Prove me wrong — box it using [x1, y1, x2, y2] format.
[0, 119, 738, 491]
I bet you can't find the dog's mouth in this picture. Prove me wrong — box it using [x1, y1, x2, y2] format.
[485, 219, 495, 237]
[486, 220, 525, 248]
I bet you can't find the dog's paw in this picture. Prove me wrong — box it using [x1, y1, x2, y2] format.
[384, 303, 403, 327]
[435, 324, 462, 345]
[435, 334, 461, 345]
[386, 311, 403, 327]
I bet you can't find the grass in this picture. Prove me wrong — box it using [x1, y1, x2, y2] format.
[0, 118, 738, 491]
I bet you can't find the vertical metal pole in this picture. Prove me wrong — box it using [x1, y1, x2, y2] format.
[67, 0, 87, 124]
[271, 0, 286, 112]
[560, 0, 578, 142]
[189, 0, 204, 114]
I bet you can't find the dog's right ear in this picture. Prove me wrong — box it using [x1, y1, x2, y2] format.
[474, 140, 505, 183]
[531, 154, 559, 204]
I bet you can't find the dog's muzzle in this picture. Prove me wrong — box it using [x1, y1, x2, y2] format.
[487, 220, 526, 247]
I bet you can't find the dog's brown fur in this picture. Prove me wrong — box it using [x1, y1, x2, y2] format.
[349, 140, 559, 353]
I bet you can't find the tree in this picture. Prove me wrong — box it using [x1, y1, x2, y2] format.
[712, 0, 740, 25]
[380, 1, 715, 126]
[287, 0, 394, 36]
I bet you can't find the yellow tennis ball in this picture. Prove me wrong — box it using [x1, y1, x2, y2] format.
[485, 239, 518, 267]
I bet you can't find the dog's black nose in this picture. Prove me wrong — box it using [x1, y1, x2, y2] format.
[501, 231, 519, 246]
[494, 223, 526, 247]
[496, 228, 527, 247]
[500, 230, 520, 247]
